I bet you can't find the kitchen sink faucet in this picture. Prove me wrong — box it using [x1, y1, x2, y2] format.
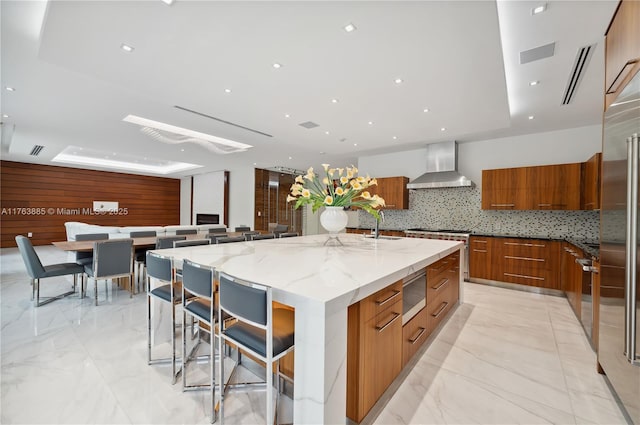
[374, 210, 385, 239]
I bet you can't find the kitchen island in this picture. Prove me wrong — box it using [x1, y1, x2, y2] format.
[153, 233, 463, 424]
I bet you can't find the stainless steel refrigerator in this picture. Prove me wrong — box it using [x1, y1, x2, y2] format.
[600, 68, 640, 424]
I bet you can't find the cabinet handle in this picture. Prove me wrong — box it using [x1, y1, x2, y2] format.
[537, 203, 566, 207]
[503, 242, 546, 248]
[432, 278, 449, 291]
[504, 272, 545, 281]
[490, 203, 515, 207]
[473, 240, 488, 244]
[564, 247, 575, 253]
[473, 249, 487, 253]
[408, 327, 426, 344]
[504, 255, 545, 262]
[606, 59, 639, 95]
[376, 312, 400, 332]
[375, 289, 401, 306]
[431, 302, 449, 318]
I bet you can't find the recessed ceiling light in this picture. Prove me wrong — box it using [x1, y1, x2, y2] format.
[392, 136, 397, 140]
[272, 63, 282, 69]
[331, 98, 339, 103]
[319, 151, 325, 155]
[120, 43, 134, 52]
[284, 114, 290, 118]
[2, 114, 9, 118]
[394, 78, 403, 84]
[344, 23, 357, 32]
[325, 131, 330, 135]
[253, 162, 257, 166]
[5, 87, 15, 92]
[289, 156, 292, 160]
[528, 115, 535, 120]
[161, 0, 174, 4]
[353, 143, 358, 146]
[368, 121, 373, 125]
[224, 88, 232, 93]
[180, 148, 185, 152]
[441, 127, 446, 131]
[423, 108, 430, 113]
[529, 80, 540, 86]
[532, 4, 547, 14]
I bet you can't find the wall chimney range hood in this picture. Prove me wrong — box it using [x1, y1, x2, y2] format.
[407, 141, 474, 189]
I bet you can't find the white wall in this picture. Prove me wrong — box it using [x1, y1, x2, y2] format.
[358, 124, 603, 184]
[180, 177, 191, 225]
[226, 165, 255, 230]
[192, 171, 226, 225]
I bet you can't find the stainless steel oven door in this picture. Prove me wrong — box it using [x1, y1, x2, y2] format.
[402, 269, 426, 325]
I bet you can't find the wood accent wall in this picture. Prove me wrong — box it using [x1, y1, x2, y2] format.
[0, 161, 180, 247]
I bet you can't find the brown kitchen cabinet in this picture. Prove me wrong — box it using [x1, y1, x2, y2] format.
[370, 176, 409, 210]
[561, 243, 584, 319]
[482, 164, 582, 210]
[469, 236, 493, 280]
[605, 0, 640, 110]
[347, 281, 403, 423]
[525, 163, 581, 210]
[582, 153, 602, 210]
[481, 167, 527, 209]
[402, 307, 428, 366]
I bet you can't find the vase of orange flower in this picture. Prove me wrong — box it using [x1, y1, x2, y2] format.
[287, 164, 385, 235]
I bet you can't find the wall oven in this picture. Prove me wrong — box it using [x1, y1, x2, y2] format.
[402, 268, 427, 325]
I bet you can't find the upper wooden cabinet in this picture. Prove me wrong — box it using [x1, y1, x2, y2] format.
[482, 163, 581, 210]
[582, 152, 602, 210]
[605, 0, 640, 110]
[370, 176, 409, 210]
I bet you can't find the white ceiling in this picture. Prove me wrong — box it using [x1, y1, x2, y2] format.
[0, 0, 618, 177]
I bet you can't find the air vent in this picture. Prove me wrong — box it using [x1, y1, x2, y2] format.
[174, 105, 272, 138]
[29, 145, 44, 156]
[520, 42, 555, 64]
[562, 44, 595, 105]
[299, 121, 319, 129]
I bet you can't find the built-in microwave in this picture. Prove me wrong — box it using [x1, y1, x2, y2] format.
[402, 268, 426, 325]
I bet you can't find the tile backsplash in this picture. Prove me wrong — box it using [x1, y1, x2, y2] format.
[358, 187, 599, 240]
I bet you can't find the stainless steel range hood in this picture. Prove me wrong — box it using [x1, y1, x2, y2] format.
[407, 141, 474, 189]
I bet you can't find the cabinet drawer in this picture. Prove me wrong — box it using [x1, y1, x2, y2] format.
[360, 280, 403, 322]
[499, 238, 551, 257]
[426, 288, 455, 335]
[500, 268, 559, 289]
[427, 252, 459, 281]
[427, 265, 459, 304]
[402, 306, 428, 366]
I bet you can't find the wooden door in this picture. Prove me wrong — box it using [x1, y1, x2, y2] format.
[526, 164, 581, 210]
[582, 153, 602, 210]
[469, 236, 492, 280]
[481, 168, 526, 209]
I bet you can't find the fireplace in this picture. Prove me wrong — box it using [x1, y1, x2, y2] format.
[196, 213, 220, 225]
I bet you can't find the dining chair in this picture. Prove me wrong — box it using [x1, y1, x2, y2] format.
[278, 232, 299, 238]
[15, 235, 84, 307]
[146, 251, 183, 384]
[216, 236, 245, 244]
[181, 259, 219, 423]
[242, 231, 260, 241]
[217, 272, 295, 425]
[83, 239, 134, 306]
[173, 239, 211, 248]
[250, 233, 276, 241]
[130, 230, 157, 294]
[156, 236, 186, 249]
[273, 224, 289, 237]
[234, 226, 251, 232]
[208, 227, 228, 234]
[176, 229, 198, 235]
[74, 233, 109, 266]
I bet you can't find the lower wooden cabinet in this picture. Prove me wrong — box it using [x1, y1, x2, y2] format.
[469, 236, 561, 289]
[402, 307, 428, 366]
[347, 281, 403, 423]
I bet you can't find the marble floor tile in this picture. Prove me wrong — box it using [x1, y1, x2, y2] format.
[1, 247, 627, 424]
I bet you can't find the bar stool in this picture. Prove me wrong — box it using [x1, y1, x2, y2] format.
[130, 230, 157, 293]
[217, 272, 295, 424]
[181, 259, 218, 423]
[146, 251, 183, 384]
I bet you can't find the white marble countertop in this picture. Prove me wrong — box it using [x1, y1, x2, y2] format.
[152, 233, 462, 309]
[151, 233, 463, 424]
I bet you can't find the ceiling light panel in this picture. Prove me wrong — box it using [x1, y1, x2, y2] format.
[120, 43, 134, 52]
[52, 145, 201, 175]
[122, 115, 253, 154]
[344, 23, 356, 32]
[532, 4, 547, 15]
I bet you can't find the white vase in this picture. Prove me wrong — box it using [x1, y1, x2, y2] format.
[320, 206, 349, 235]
